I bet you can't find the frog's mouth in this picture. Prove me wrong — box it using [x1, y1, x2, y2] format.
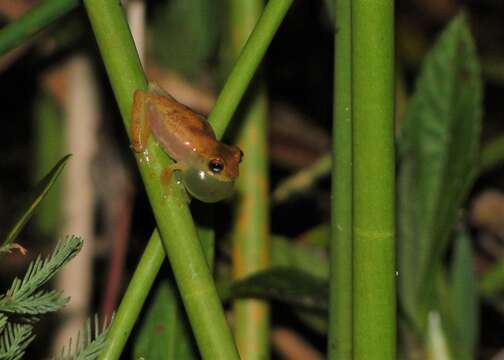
[182, 167, 235, 203]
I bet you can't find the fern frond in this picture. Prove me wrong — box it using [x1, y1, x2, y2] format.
[53, 315, 111, 360]
[0, 236, 82, 316]
[0, 323, 34, 360]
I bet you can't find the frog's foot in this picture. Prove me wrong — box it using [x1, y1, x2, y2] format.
[131, 89, 151, 153]
[161, 163, 184, 186]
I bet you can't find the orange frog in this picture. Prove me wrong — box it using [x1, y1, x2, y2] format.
[131, 83, 243, 203]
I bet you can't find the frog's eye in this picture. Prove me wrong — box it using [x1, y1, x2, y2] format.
[182, 167, 235, 203]
[208, 159, 224, 173]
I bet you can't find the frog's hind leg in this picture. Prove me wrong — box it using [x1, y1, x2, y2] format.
[131, 89, 151, 153]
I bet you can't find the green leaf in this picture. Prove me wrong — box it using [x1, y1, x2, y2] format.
[480, 257, 504, 299]
[32, 92, 64, 237]
[271, 236, 328, 279]
[293, 308, 327, 334]
[479, 135, 504, 174]
[222, 235, 330, 334]
[225, 267, 328, 311]
[296, 224, 330, 247]
[152, 0, 219, 79]
[426, 312, 452, 360]
[133, 281, 197, 360]
[0, 155, 71, 255]
[398, 13, 482, 331]
[272, 154, 332, 203]
[444, 232, 478, 359]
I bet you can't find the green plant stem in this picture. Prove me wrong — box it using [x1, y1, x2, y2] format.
[101, 231, 164, 359]
[0, 0, 79, 54]
[101, 225, 214, 360]
[352, 0, 396, 359]
[328, 0, 352, 358]
[228, 3, 270, 359]
[232, 92, 270, 360]
[208, 0, 293, 138]
[83, 0, 238, 359]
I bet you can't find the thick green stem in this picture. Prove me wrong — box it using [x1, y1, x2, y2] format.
[83, 0, 238, 359]
[0, 0, 79, 54]
[208, 0, 293, 138]
[228, 2, 270, 359]
[328, 0, 352, 358]
[352, 0, 396, 358]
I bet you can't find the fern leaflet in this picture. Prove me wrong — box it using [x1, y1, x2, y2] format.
[53, 315, 111, 360]
[0, 323, 34, 360]
[0, 236, 82, 316]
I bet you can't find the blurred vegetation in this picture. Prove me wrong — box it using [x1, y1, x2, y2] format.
[0, 156, 108, 359]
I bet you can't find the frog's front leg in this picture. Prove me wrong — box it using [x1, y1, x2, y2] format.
[161, 163, 191, 203]
[131, 89, 151, 153]
[161, 163, 185, 186]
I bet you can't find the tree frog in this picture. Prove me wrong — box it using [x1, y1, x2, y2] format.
[130, 83, 243, 203]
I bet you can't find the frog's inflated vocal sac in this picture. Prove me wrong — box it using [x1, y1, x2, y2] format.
[131, 83, 243, 203]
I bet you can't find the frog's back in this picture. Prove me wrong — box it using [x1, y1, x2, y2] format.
[146, 93, 219, 163]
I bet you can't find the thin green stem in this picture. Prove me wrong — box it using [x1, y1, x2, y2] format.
[83, 0, 238, 359]
[328, 0, 352, 358]
[101, 223, 215, 360]
[352, 0, 396, 359]
[0, 0, 79, 54]
[208, 0, 293, 139]
[100, 231, 164, 359]
[228, 3, 270, 359]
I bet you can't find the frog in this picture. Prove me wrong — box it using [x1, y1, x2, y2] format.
[130, 83, 243, 203]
